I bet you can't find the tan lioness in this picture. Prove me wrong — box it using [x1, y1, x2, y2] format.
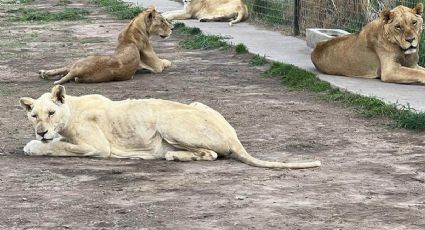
[39, 7, 173, 84]
[311, 3, 425, 84]
[163, 0, 249, 26]
[20, 85, 321, 169]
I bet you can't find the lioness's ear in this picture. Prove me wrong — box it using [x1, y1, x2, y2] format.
[380, 10, 393, 23]
[20, 97, 34, 111]
[51, 85, 66, 104]
[413, 3, 423, 16]
[145, 8, 155, 25]
[147, 5, 157, 11]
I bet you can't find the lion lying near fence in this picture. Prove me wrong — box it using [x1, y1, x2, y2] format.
[163, 0, 249, 26]
[20, 85, 321, 169]
[312, 3, 425, 84]
[39, 7, 172, 84]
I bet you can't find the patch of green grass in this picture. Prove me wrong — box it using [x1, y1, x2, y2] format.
[56, 0, 72, 6]
[250, 54, 267, 66]
[235, 43, 248, 54]
[91, 0, 143, 19]
[179, 34, 229, 50]
[173, 22, 202, 35]
[4, 0, 34, 4]
[11, 8, 90, 21]
[264, 62, 331, 92]
[265, 62, 425, 130]
[175, 23, 229, 50]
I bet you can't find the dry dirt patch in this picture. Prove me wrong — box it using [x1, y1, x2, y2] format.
[0, 0, 424, 229]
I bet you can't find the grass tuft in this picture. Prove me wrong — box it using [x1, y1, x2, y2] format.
[179, 34, 229, 49]
[11, 8, 90, 21]
[250, 54, 267, 66]
[235, 43, 248, 54]
[91, 0, 143, 19]
[173, 22, 202, 35]
[264, 62, 331, 92]
[56, 0, 72, 6]
[174, 23, 229, 50]
[6, 0, 34, 4]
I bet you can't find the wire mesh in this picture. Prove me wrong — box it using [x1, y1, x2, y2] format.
[299, 0, 424, 32]
[246, 0, 424, 32]
[245, 0, 294, 26]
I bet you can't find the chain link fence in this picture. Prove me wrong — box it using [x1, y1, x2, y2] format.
[246, 0, 423, 32]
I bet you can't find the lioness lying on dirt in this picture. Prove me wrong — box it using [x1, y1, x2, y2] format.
[20, 85, 321, 169]
[163, 0, 248, 26]
[39, 7, 172, 84]
[312, 3, 425, 84]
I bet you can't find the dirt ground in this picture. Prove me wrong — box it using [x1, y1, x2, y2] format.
[0, 0, 424, 229]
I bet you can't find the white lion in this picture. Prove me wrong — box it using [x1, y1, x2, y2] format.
[20, 85, 321, 169]
[163, 0, 249, 26]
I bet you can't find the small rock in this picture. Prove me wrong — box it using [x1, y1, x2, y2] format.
[116, 209, 130, 214]
[235, 196, 246, 200]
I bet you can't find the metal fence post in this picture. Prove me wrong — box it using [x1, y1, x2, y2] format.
[293, 0, 300, 35]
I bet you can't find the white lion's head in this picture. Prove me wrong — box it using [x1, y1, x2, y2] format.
[20, 85, 71, 143]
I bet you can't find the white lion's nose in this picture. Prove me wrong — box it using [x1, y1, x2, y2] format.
[37, 130, 48, 137]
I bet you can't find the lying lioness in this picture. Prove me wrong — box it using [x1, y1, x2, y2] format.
[39, 6, 172, 84]
[163, 0, 249, 26]
[312, 3, 425, 84]
[20, 85, 321, 169]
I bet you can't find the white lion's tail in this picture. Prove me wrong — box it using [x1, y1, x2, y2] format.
[231, 142, 321, 169]
[229, 5, 249, 26]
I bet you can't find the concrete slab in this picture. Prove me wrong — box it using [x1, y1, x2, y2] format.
[126, 0, 425, 111]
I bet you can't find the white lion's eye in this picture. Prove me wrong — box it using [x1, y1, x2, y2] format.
[48, 111, 55, 117]
[413, 21, 417, 25]
[31, 114, 37, 119]
[395, 25, 401, 30]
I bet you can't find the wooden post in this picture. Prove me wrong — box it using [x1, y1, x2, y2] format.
[293, 0, 300, 35]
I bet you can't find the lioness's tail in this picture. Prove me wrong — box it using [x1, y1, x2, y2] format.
[229, 5, 249, 26]
[231, 143, 321, 169]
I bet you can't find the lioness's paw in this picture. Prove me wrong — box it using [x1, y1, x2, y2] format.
[39, 70, 46, 79]
[23, 140, 44, 156]
[162, 59, 172, 68]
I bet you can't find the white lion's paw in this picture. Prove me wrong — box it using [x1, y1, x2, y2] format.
[162, 59, 172, 68]
[39, 70, 46, 79]
[23, 140, 43, 156]
[165, 152, 175, 161]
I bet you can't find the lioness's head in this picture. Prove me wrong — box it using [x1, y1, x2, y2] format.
[381, 3, 424, 55]
[20, 85, 70, 143]
[145, 6, 173, 38]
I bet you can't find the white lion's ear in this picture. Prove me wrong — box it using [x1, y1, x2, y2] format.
[51, 85, 66, 104]
[380, 10, 393, 23]
[414, 3, 424, 16]
[20, 97, 34, 111]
